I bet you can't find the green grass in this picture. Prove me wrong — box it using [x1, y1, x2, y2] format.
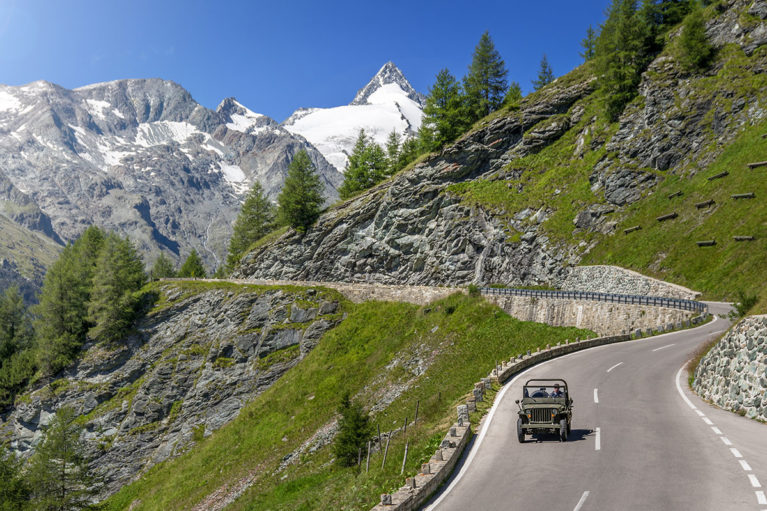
[103, 293, 591, 511]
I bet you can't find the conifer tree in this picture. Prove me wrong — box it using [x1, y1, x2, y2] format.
[34, 226, 105, 375]
[678, 4, 713, 72]
[503, 81, 523, 108]
[0, 448, 30, 510]
[396, 136, 421, 171]
[581, 25, 598, 61]
[385, 130, 401, 170]
[226, 182, 275, 269]
[464, 31, 509, 121]
[532, 54, 554, 91]
[178, 249, 207, 278]
[421, 68, 469, 151]
[278, 150, 324, 233]
[28, 406, 97, 511]
[150, 253, 176, 280]
[340, 130, 388, 199]
[333, 392, 373, 467]
[0, 286, 33, 361]
[87, 233, 146, 343]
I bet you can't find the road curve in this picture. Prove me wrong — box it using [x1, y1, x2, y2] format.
[427, 304, 767, 511]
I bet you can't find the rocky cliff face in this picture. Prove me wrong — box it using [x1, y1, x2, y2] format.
[0, 282, 345, 498]
[236, 0, 767, 288]
[0, 79, 342, 272]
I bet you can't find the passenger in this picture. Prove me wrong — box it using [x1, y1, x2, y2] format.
[531, 387, 548, 398]
[550, 383, 564, 397]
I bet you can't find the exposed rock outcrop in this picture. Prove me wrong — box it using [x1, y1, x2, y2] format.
[0, 283, 344, 498]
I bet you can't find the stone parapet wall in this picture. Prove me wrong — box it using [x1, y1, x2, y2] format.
[483, 294, 694, 336]
[694, 315, 767, 421]
[560, 266, 700, 300]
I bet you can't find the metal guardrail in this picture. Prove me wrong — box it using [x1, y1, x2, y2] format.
[480, 287, 708, 313]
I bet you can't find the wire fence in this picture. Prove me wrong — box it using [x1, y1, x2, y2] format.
[479, 287, 707, 313]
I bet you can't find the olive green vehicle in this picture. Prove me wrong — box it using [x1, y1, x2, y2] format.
[515, 378, 573, 442]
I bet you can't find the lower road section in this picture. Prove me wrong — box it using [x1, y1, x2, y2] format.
[427, 304, 767, 511]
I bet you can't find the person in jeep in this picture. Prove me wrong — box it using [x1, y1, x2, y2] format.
[551, 383, 564, 397]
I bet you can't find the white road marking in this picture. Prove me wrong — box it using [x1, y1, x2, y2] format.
[721, 437, 733, 446]
[731, 448, 744, 458]
[675, 365, 698, 411]
[606, 362, 623, 373]
[702, 417, 713, 425]
[652, 343, 675, 352]
[573, 491, 590, 511]
[757, 490, 767, 505]
[711, 426, 722, 435]
[595, 427, 601, 451]
[750, 475, 762, 488]
[740, 460, 753, 471]
[594, 388, 599, 404]
[695, 409, 705, 416]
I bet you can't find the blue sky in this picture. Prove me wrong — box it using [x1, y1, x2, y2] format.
[0, 0, 611, 121]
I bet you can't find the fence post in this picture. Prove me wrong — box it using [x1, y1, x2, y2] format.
[382, 432, 391, 469]
[401, 441, 409, 475]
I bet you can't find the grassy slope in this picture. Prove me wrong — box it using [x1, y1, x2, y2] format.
[103, 293, 591, 510]
[448, 37, 767, 313]
[0, 214, 60, 280]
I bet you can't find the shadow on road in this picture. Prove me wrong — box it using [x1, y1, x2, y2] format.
[530, 428, 592, 443]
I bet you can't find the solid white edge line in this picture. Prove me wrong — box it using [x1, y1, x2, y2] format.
[606, 362, 623, 373]
[731, 448, 743, 458]
[594, 388, 599, 404]
[652, 343, 676, 352]
[740, 460, 753, 471]
[595, 427, 601, 451]
[426, 317, 721, 511]
[750, 475, 762, 488]
[674, 364, 698, 411]
[573, 491, 590, 511]
[757, 490, 767, 505]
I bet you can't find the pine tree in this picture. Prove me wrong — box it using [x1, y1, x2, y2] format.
[333, 392, 373, 467]
[87, 233, 146, 344]
[421, 69, 469, 151]
[0, 448, 30, 511]
[503, 81, 523, 108]
[178, 250, 207, 278]
[678, 4, 713, 72]
[34, 226, 105, 375]
[464, 31, 509, 121]
[226, 182, 275, 269]
[150, 253, 176, 280]
[28, 406, 97, 511]
[278, 150, 324, 233]
[532, 54, 555, 91]
[580, 25, 597, 61]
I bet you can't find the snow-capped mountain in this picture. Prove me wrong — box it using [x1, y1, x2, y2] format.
[282, 62, 425, 172]
[0, 79, 342, 274]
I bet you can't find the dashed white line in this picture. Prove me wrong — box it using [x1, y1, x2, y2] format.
[594, 388, 599, 404]
[573, 491, 590, 511]
[652, 343, 675, 352]
[702, 417, 713, 425]
[695, 409, 705, 417]
[721, 437, 733, 446]
[750, 475, 763, 488]
[757, 490, 767, 505]
[595, 427, 601, 451]
[711, 426, 722, 435]
[740, 460, 753, 471]
[731, 448, 743, 458]
[606, 362, 623, 373]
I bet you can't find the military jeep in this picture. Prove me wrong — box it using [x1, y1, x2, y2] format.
[515, 378, 573, 442]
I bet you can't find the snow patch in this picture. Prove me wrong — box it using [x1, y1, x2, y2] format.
[0, 90, 21, 112]
[85, 99, 112, 119]
[219, 163, 249, 194]
[135, 121, 199, 147]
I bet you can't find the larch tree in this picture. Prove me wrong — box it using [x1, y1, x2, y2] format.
[277, 150, 324, 233]
[178, 249, 207, 278]
[226, 182, 275, 270]
[532, 54, 554, 91]
[464, 31, 508, 121]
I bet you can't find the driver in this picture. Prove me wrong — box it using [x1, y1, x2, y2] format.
[550, 383, 564, 397]
[531, 387, 548, 398]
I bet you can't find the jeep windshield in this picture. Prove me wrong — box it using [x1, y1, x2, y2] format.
[523, 384, 567, 399]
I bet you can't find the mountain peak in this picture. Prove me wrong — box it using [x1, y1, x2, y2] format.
[350, 62, 425, 107]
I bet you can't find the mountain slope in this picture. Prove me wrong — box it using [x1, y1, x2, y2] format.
[0, 79, 342, 271]
[283, 62, 425, 172]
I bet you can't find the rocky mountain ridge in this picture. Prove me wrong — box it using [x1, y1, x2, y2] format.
[0, 78, 342, 275]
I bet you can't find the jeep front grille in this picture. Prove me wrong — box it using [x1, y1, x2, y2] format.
[530, 408, 555, 423]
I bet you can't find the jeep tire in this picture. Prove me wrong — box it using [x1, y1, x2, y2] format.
[559, 419, 568, 442]
[517, 417, 525, 443]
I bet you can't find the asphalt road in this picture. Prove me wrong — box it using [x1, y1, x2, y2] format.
[426, 303, 767, 511]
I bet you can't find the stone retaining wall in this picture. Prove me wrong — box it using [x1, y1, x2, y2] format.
[693, 315, 767, 421]
[483, 295, 693, 336]
[560, 266, 700, 300]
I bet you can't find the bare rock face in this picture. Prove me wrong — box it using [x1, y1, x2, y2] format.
[0, 283, 343, 499]
[0, 79, 342, 272]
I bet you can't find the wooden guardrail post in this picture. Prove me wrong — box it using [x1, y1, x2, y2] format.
[668, 190, 682, 199]
[734, 236, 755, 241]
[696, 240, 716, 247]
[747, 161, 767, 169]
[708, 171, 729, 180]
[656, 212, 678, 222]
[695, 199, 715, 209]
[731, 193, 755, 199]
